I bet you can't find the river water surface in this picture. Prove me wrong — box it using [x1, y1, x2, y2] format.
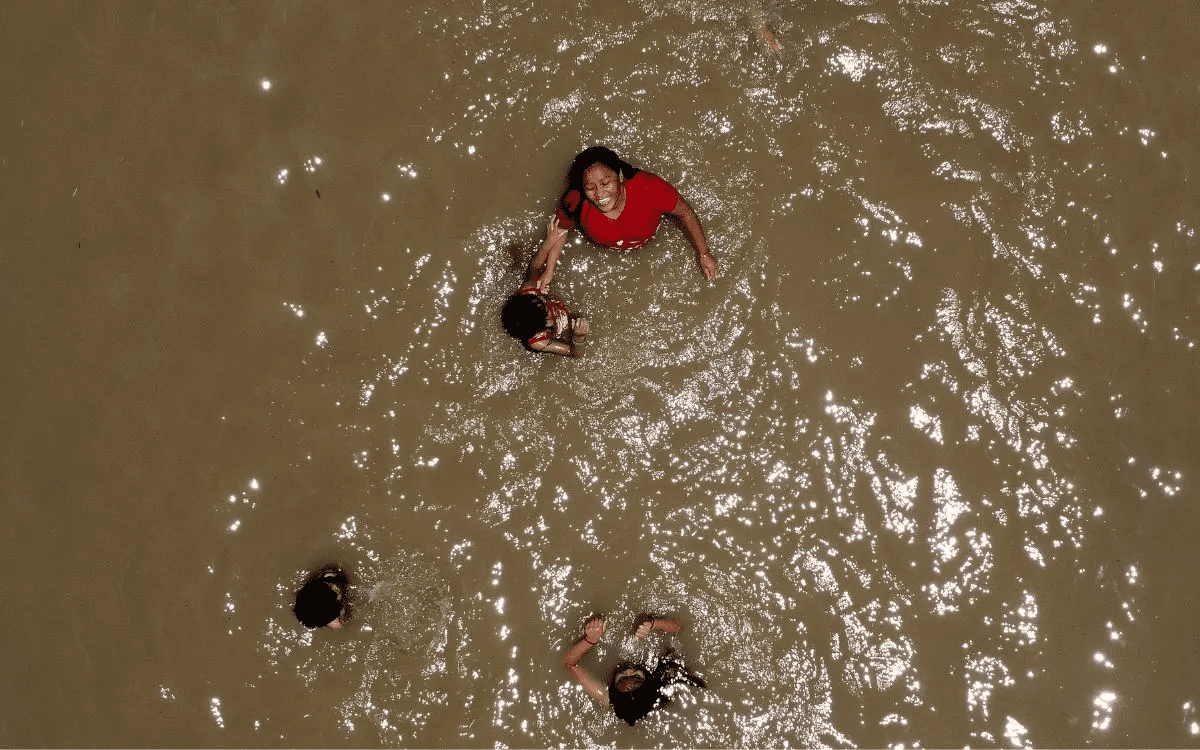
[4, 0, 1199, 747]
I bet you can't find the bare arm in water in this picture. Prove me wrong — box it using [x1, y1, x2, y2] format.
[563, 616, 609, 702]
[528, 336, 576, 357]
[667, 198, 718, 279]
[634, 614, 681, 638]
[527, 218, 569, 292]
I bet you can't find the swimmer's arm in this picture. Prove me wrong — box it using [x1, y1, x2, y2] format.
[635, 614, 681, 638]
[528, 218, 569, 290]
[655, 617, 681, 633]
[667, 198, 717, 279]
[528, 338, 577, 357]
[564, 617, 609, 702]
[565, 662, 609, 703]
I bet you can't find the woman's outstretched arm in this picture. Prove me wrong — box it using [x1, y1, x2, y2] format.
[667, 198, 718, 279]
[563, 616, 609, 702]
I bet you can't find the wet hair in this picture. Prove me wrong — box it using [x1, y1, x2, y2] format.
[294, 566, 349, 628]
[501, 292, 548, 343]
[607, 654, 706, 727]
[560, 146, 640, 222]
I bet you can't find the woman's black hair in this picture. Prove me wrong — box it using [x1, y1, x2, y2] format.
[607, 654, 706, 727]
[560, 146, 640, 223]
[294, 566, 349, 628]
[501, 292, 548, 343]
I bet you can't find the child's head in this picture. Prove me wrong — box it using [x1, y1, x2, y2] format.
[607, 654, 706, 726]
[607, 663, 664, 726]
[502, 292, 548, 341]
[294, 566, 348, 628]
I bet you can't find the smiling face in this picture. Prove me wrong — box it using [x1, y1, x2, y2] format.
[582, 163, 622, 211]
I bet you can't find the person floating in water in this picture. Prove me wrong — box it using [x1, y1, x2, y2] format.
[526, 146, 718, 291]
[746, 0, 781, 53]
[294, 565, 350, 629]
[501, 269, 590, 357]
[562, 613, 706, 726]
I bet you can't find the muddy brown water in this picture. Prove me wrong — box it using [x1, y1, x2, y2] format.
[3, 0, 1199, 746]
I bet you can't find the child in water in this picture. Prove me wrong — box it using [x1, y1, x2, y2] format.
[563, 613, 706, 726]
[294, 565, 350, 629]
[502, 279, 589, 358]
[502, 220, 589, 357]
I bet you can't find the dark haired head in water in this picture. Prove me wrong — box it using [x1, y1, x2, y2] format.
[561, 146, 640, 223]
[501, 291, 549, 342]
[294, 565, 350, 629]
[563, 613, 705, 726]
[607, 654, 706, 726]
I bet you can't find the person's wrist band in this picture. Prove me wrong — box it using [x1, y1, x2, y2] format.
[585, 636, 597, 644]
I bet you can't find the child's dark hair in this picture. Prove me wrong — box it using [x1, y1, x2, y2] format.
[607, 654, 706, 727]
[294, 566, 348, 628]
[560, 146, 640, 222]
[502, 292, 548, 343]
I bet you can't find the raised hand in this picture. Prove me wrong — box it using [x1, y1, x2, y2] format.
[584, 616, 606, 644]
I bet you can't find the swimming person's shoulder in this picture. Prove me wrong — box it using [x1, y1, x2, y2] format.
[631, 171, 680, 209]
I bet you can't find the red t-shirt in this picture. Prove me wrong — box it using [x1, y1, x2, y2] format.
[556, 171, 680, 250]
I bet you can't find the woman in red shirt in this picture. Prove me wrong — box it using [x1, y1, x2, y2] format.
[525, 147, 718, 292]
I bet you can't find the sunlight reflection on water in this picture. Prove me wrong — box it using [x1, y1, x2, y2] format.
[216, 0, 1200, 745]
